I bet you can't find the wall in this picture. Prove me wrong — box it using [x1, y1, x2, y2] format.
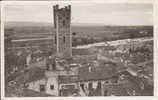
[79, 79, 113, 96]
[28, 77, 59, 96]
[46, 77, 59, 96]
[28, 79, 46, 92]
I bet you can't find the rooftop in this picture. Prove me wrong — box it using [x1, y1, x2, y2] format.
[78, 63, 117, 81]
[22, 89, 54, 97]
[25, 67, 45, 83]
[58, 75, 78, 84]
[119, 71, 153, 96]
[72, 48, 92, 56]
[104, 83, 129, 96]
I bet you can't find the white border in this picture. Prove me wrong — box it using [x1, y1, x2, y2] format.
[1, 1, 5, 99]
[0, 0, 154, 5]
[154, 0, 158, 97]
[1, 0, 158, 100]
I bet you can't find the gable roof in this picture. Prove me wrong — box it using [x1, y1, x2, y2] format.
[78, 64, 117, 81]
[58, 75, 78, 84]
[72, 48, 92, 56]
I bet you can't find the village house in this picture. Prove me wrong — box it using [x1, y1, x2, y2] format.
[25, 67, 78, 96]
[58, 75, 78, 96]
[78, 63, 118, 96]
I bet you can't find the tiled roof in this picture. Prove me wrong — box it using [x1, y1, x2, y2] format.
[136, 60, 153, 67]
[115, 62, 127, 72]
[141, 85, 153, 96]
[94, 45, 116, 51]
[105, 71, 153, 96]
[119, 71, 145, 96]
[72, 48, 92, 55]
[104, 83, 129, 96]
[22, 89, 54, 97]
[124, 76, 153, 96]
[127, 63, 143, 72]
[25, 67, 45, 83]
[29, 60, 46, 69]
[58, 75, 78, 84]
[78, 64, 117, 81]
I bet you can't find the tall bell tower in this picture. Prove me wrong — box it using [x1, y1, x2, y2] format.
[53, 5, 72, 58]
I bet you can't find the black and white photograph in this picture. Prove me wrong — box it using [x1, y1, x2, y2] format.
[1, 0, 155, 97]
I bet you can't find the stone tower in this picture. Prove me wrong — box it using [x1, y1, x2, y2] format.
[53, 5, 72, 58]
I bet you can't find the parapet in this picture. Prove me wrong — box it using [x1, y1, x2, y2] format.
[53, 4, 71, 11]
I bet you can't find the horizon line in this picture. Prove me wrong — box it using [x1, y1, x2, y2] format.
[5, 21, 153, 26]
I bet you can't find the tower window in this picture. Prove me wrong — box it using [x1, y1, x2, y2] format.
[63, 35, 65, 43]
[55, 35, 57, 44]
[63, 20, 65, 26]
[50, 85, 54, 90]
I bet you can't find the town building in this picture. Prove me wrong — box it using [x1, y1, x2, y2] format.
[78, 63, 118, 96]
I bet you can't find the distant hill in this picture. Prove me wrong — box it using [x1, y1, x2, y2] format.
[5, 22, 106, 28]
[5, 21, 153, 28]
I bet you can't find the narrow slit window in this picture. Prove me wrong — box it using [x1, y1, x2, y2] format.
[63, 35, 65, 43]
[63, 20, 65, 26]
[55, 35, 57, 44]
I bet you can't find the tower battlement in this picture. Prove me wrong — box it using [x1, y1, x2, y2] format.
[53, 5, 71, 11]
[53, 5, 72, 58]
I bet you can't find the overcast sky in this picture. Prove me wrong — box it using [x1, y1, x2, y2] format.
[4, 2, 153, 26]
